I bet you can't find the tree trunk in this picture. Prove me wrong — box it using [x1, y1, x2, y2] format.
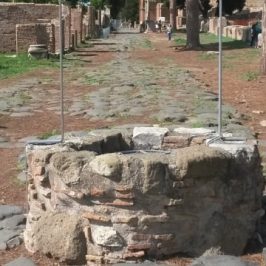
[170, 0, 177, 31]
[186, 0, 200, 49]
[262, 0, 266, 74]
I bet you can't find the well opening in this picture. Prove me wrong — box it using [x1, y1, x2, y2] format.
[24, 126, 264, 265]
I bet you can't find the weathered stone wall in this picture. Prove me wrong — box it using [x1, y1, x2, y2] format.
[24, 127, 264, 264]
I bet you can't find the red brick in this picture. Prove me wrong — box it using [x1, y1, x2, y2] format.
[82, 212, 110, 223]
[123, 251, 145, 259]
[128, 242, 151, 250]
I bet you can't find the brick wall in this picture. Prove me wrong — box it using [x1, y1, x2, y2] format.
[0, 3, 61, 52]
[0, 3, 83, 52]
[71, 7, 83, 43]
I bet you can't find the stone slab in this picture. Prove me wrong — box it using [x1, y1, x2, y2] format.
[4, 257, 36, 266]
[133, 127, 169, 149]
[0, 214, 26, 229]
[0, 205, 24, 220]
[0, 229, 22, 249]
[174, 127, 215, 135]
[191, 255, 258, 266]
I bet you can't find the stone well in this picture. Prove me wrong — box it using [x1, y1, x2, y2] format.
[24, 126, 264, 265]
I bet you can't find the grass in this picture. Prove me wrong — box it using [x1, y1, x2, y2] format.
[39, 129, 60, 140]
[242, 71, 259, 81]
[174, 32, 248, 50]
[0, 53, 58, 80]
[142, 38, 152, 49]
[18, 91, 32, 104]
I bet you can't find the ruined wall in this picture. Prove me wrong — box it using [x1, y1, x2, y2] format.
[16, 23, 54, 53]
[246, 0, 264, 9]
[0, 3, 84, 53]
[0, 3, 60, 52]
[149, 2, 157, 21]
[24, 127, 264, 265]
[71, 7, 83, 44]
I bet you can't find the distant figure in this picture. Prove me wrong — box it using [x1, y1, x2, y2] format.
[158, 20, 162, 33]
[155, 21, 159, 32]
[167, 24, 172, 41]
[250, 21, 262, 48]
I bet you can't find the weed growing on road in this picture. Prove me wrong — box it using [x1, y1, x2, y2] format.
[17, 91, 32, 105]
[39, 129, 60, 140]
[242, 71, 259, 81]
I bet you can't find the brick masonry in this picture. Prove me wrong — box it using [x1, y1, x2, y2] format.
[0, 3, 95, 53]
[24, 127, 264, 264]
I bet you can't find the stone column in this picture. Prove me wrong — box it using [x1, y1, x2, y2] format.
[139, 0, 145, 24]
[88, 6, 95, 38]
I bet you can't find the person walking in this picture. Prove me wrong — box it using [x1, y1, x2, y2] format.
[167, 24, 172, 41]
[250, 21, 262, 48]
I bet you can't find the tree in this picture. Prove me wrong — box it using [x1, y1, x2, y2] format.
[108, 0, 125, 18]
[120, 0, 139, 22]
[90, 0, 106, 9]
[186, 0, 200, 48]
[170, 0, 177, 31]
[184, 0, 246, 49]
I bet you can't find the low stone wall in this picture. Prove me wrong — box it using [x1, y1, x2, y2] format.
[209, 17, 252, 42]
[24, 127, 264, 264]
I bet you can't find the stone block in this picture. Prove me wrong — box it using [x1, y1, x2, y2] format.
[176, 146, 231, 179]
[89, 154, 122, 180]
[174, 127, 215, 136]
[50, 151, 96, 186]
[162, 135, 190, 149]
[90, 224, 124, 248]
[133, 127, 169, 149]
[24, 212, 87, 264]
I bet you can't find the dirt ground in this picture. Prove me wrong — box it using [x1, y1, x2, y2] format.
[0, 31, 266, 265]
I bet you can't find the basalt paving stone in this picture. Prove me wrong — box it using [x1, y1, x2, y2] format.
[3, 257, 36, 266]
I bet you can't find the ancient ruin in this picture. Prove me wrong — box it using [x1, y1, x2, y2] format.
[24, 126, 264, 264]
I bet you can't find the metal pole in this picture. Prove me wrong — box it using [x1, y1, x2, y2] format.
[218, 0, 223, 137]
[59, 0, 65, 142]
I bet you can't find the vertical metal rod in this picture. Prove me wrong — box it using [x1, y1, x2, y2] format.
[59, 0, 65, 142]
[218, 0, 223, 137]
